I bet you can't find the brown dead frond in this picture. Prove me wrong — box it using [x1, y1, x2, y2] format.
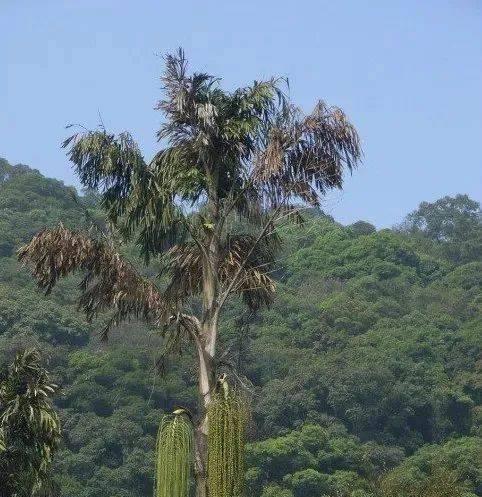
[163, 234, 277, 311]
[254, 100, 361, 207]
[17, 225, 174, 339]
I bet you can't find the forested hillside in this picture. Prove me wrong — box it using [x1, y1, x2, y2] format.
[1, 157, 480, 497]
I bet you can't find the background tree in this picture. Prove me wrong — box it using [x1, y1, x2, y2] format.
[400, 195, 480, 242]
[0, 348, 61, 496]
[380, 437, 481, 497]
[398, 194, 481, 263]
[18, 49, 361, 497]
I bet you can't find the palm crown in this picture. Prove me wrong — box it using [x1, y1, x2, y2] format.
[19, 49, 361, 345]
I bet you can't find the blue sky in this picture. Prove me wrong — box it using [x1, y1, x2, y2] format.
[2, 0, 481, 227]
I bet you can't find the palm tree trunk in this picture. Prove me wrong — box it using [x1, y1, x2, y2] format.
[195, 168, 220, 497]
[194, 423, 208, 497]
[193, 325, 215, 497]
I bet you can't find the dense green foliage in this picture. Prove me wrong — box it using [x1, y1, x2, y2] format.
[380, 436, 481, 497]
[0, 158, 480, 496]
[0, 348, 61, 496]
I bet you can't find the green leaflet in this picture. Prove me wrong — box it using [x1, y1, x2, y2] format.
[0, 427, 5, 452]
[155, 412, 193, 497]
[207, 389, 249, 497]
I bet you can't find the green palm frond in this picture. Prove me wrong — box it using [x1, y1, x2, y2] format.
[63, 130, 186, 261]
[62, 130, 145, 221]
[0, 427, 5, 452]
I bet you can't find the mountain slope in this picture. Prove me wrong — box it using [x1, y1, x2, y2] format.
[0, 158, 480, 497]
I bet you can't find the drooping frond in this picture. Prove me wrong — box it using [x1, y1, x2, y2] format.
[254, 101, 362, 207]
[225, 78, 288, 153]
[162, 233, 278, 311]
[224, 233, 278, 310]
[154, 52, 360, 226]
[17, 225, 174, 337]
[63, 130, 187, 261]
[62, 130, 145, 223]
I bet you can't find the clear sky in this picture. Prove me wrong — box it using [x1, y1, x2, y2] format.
[2, 0, 481, 227]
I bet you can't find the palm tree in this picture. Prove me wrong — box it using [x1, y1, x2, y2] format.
[0, 349, 61, 496]
[18, 49, 361, 497]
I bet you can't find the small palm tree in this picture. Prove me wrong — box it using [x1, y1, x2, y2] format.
[0, 349, 60, 496]
[18, 49, 361, 497]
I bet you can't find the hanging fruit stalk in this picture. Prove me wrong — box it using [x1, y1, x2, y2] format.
[155, 409, 193, 497]
[207, 377, 249, 497]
